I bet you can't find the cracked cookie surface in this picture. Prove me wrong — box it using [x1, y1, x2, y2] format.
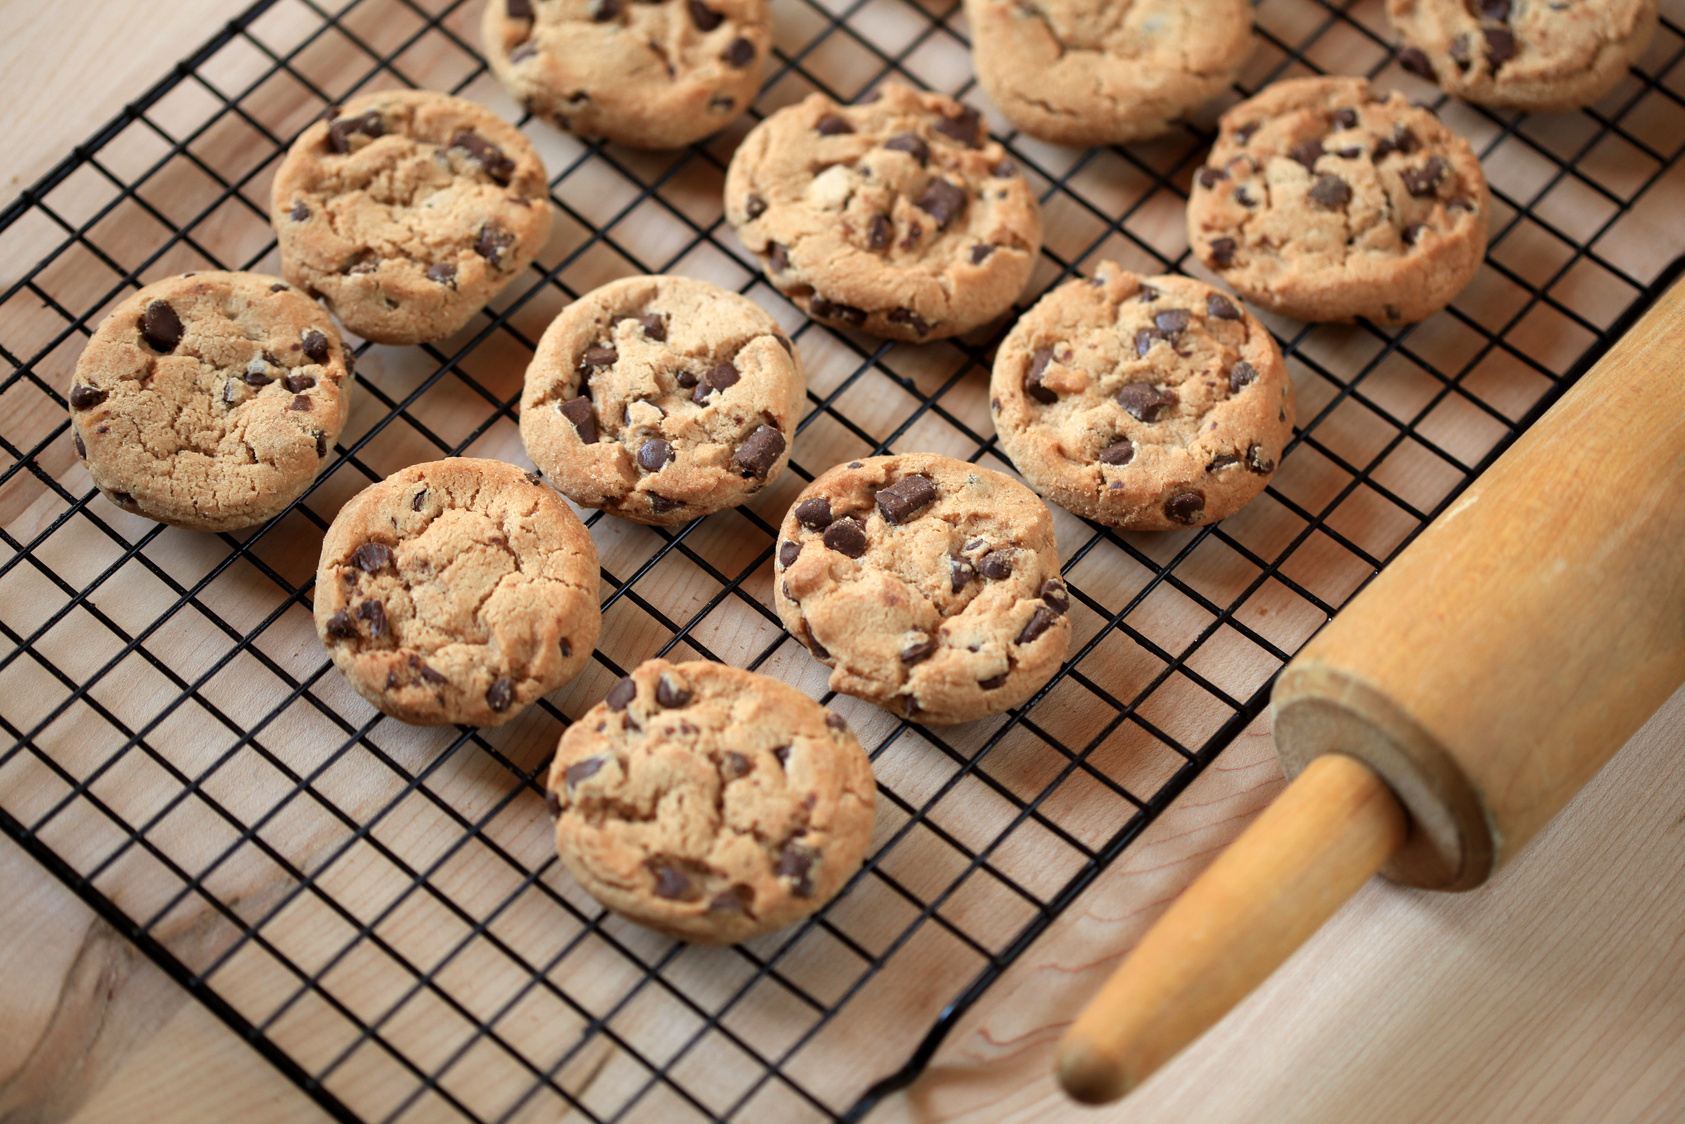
[482, 0, 771, 148]
[69, 271, 352, 532]
[520, 275, 804, 525]
[965, 0, 1255, 146]
[546, 659, 876, 943]
[1187, 76, 1489, 324]
[314, 457, 601, 727]
[724, 82, 1044, 341]
[271, 89, 551, 346]
[774, 454, 1071, 725]
[992, 264, 1295, 530]
[1389, 0, 1656, 112]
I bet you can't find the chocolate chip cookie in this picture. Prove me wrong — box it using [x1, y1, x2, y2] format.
[546, 659, 877, 944]
[965, 0, 1255, 146]
[1390, 0, 1657, 112]
[1187, 76, 1489, 324]
[991, 264, 1294, 530]
[272, 89, 551, 346]
[482, 0, 771, 149]
[774, 454, 1071, 725]
[314, 458, 601, 727]
[68, 271, 352, 533]
[519, 274, 803, 525]
[724, 82, 1044, 341]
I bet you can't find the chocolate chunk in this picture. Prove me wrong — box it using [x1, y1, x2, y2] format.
[734, 425, 786, 477]
[868, 213, 892, 250]
[709, 885, 755, 913]
[1334, 107, 1359, 129]
[1401, 156, 1449, 197]
[579, 346, 618, 374]
[508, 0, 532, 16]
[544, 790, 561, 817]
[901, 636, 936, 664]
[655, 675, 691, 708]
[1207, 294, 1241, 320]
[1040, 579, 1070, 614]
[289, 201, 310, 222]
[487, 678, 515, 712]
[978, 673, 1009, 690]
[1230, 360, 1259, 393]
[449, 130, 515, 185]
[816, 114, 854, 135]
[221, 380, 240, 407]
[969, 244, 995, 265]
[899, 221, 922, 251]
[1402, 222, 1428, 246]
[475, 221, 517, 266]
[978, 550, 1014, 580]
[1234, 186, 1257, 208]
[141, 300, 183, 352]
[934, 104, 983, 147]
[357, 599, 386, 638]
[1397, 46, 1436, 79]
[1137, 284, 1160, 303]
[745, 194, 767, 220]
[1450, 33, 1474, 71]
[950, 557, 975, 592]
[779, 540, 801, 567]
[1024, 347, 1057, 404]
[1117, 382, 1178, 422]
[291, 395, 312, 411]
[688, 0, 722, 30]
[325, 611, 358, 639]
[1164, 491, 1206, 525]
[721, 752, 751, 781]
[415, 660, 448, 685]
[991, 158, 1017, 177]
[721, 37, 755, 67]
[1481, 0, 1511, 19]
[286, 373, 316, 393]
[327, 110, 384, 154]
[650, 861, 698, 901]
[559, 396, 598, 443]
[775, 844, 815, 896]
[427, 262, 457, 284]
[412, 489, 427, 511]
[1289, 140, 1324, 170]
[69, 385, 106, 410]
[1016, 606, 1059, 645]
[1246, 443, 1276, 475]
[606, 676, 637, 711]
[876, 474, 936, 524]
[351, 542, 392, 572]
[74, 432, 86, 458]
[1154, 308, 1191, 336]
[1484, 26, 1516, 65]
[1098, 438, 1134, 466]
[884, 133, 930, 164]
[1394, 126, 1421, 155]
[794, 496, 833, 529]
[810, 296, 867, 326]
[1209, 453, 1242, 471]
[1234, 122, 1261, 145]
[1210, 237, 1237, 267]
[1309, 174, 1352, 209]
[591, 0, 621, 19]
[1197, 166, 1228, 189]
[1135, 327, 1163, 358]
[915, 179, 967, 228]
[823, 517, 868, 557]
[565, 756, 606, 792]
[887, 307, 932, 336]
[638, 439, 674, 472]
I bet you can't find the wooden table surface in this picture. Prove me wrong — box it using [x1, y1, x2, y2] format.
[4, 3, 1685, 1123]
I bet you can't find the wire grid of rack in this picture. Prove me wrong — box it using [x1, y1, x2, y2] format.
[2, 0, 1683, 1119]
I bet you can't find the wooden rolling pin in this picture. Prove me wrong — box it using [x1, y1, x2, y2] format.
[1056, 274, 1685, 1104]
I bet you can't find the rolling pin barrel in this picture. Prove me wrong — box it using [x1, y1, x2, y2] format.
[1059, 276, 1685, 1102]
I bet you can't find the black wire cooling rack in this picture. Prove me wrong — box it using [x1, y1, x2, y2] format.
[3, 0, 1684, 1120]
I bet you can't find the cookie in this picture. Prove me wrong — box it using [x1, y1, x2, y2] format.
[773, 454, 1071, 725]
[1187, 76, 1490, 324]
[482, 0, 771, 149]
[313, 458, 601, 727]
[991, 264, 1295, 530]
[271, 89, 551, 346]
[965, 0, 1255, 146]
[519, 275, 804, 525]
[68, 271, 352, 533]
[1390, 0, 1657, 112]
[546, 659, 877, 944]
[724, 82, 1044, 341]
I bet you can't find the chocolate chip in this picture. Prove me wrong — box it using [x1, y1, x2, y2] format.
[325, 611, 358, 639]
[1154, 308, 1191, 336]
[351, 542, 392, 572]
[475, 221, 517, 267]
[1135, 327, 1163, 357]
[887, 307, 932, 336]
[1234, 122, 1260, 145]
[357, 599, 386, 638]
[779, 540, 801, 567]
[1098, 438, 1134, 466]
[969, 244, 995, 265]
[774, 744, 792, 767]
[1401, 156, 1448, 197]
[486, 678, 515, 711]
[950, 557, 975, 592]
[1481, 0, 1511, 19]
[1210, 238, 1237, 267]
[1335, 107, 1359, 129]
[775, 844, 815, 896]
[290, 201, 310, 221]
[1016, 606, 1059, 645]
[1485, 26, 1516, 65]
[327, 110, 384, 154]
[876, 474, 936, 524]
[1164, 491, 1205, 525]
[721, 37, 755, 67]
[720, 752, 751, 781]
[300, 328, 331, 365]
[1231, 186, 1256, 208]
[559, 396, 598, 443]
[688, 0, 722, 29]
[794, 496, 832, 529]
[449, 129, 515, 185]
[655, 675, 691, 708]
[74, 432, 86, 458]
[1394, 126, 1421, 155]
[915, 179, 967, 228]
[706, 361, 740, 393]
[1397, 46, 1435, 79]
[141, 300, 183, 352]
[427, 262, 457, 284]
[823, 517, 868, 557]
[810, 296, 866, 326]
[1207, 294, 1241, 320]
[110, 491, 135, 507]
[1209, 453, 1241, 471]
[1197, 166, 1228, 189]
[978, 550, 1014, 580]
[709, 885, 755, 913]
[638, 439, 674, 472]
[733, 425, 786, 478]
[884, 133, 929, 164]
[1040, 579, 1069, 614]
[899, 221, 922, 251]
[1309, 174, 1352, 209]
[650, 861, 698, 901]
[1402, 222, 1428, 246]
[1117, 382, 1178, 422]
[566, 756, 606, 791]
[816, 113, 854, 135]
[291, 395, 312, 411]
[269, 283, 289, 292]
[745, 194, 767, 220]
[1450, 33, 1474, 71]
[775, 334, 793, 354]
[508, 0, 532, 16]
[1449, 199, 1477, 213]
[545, 790, 561, 817]
[412, 489, 427, 511]
[69, 385, 106, 410]
[1024, 347, 1057, 404]
[415, 660, 448, 685]
[286, 373, 316, 393]
[606, 676, 637, 711]
[901, 636, 936, 664]
[1289, 140, 1324, 170]
[868, 213, 892, 250]
[934, 104, 983, 147]
[1138, 284, 1160, 303]
[991, 158, 1017, 177]
[978, 673, 1009, 690]
[1247, 443, 1276, 474]
[1230, 360, 1258, 393]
